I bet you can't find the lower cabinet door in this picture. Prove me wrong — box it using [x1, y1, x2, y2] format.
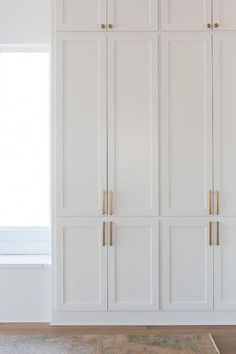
[55, 218, 107, 311]
[162, 219, 213, 310]
[108, 219, 159, 311]
[214, 219, 236, 310]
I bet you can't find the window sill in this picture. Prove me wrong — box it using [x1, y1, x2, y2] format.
[0, 255, 51, 269]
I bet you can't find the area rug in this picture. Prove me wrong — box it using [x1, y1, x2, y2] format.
[0, 334, 219, 354]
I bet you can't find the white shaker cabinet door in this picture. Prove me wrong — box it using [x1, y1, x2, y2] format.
[213, 0, 236, 30]
[160, 0, 212, 31]
[162, 219, 213, 310]
[55, 0, 106, 31]
[108, 219, 159, 310]
[161, 33, 213, 216]
[55, 34, 107, 217]
[214, 34, 236, 216]
[108, 0, 158, 31]
[108, 34, 159, 217]
[214, 219, 236, 310]
[55, 218, 107, 311]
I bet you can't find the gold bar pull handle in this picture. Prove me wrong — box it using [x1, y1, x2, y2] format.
[110, 222, 113, 246]
[102, 190, 106, 216]
[109, 191, 113, 216]
[216, 191, 220, 215]
[102, 222, 106, 247]
[209, 190, 213, 215]
[216, 221, 220, 246]
[209, 222, 213, 246]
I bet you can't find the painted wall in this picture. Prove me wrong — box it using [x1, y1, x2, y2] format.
[0, 0, 51, 43]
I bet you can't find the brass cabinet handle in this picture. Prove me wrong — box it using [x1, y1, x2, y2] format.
[207, 23, 212, 29]
[216, 191, 220, 215]
[107, 24, 113, 29]
[216, 221, 220, 246]
[101, 24, 106, 29]
[102, 190, 106, 215]
[209, 190, 213, 215]
[109, 191, 113, 215]
[214, 23, 220, 28]
[209, 222, 213, 246]
[102, 222, 106, 246]
[110, 222, 113, 246]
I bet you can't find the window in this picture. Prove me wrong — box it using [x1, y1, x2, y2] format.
[0, 46, 50, 254]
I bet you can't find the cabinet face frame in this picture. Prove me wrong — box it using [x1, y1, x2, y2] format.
[108, 0, 158, 31]
[108, 218, 159, 311]
[108, 33, 159, 217]
[55, 33, 107, 217]
[213, 33, 236, 216]
[161, 219, 214, 311]
[214, 218, 236, 310]
[55, 218, 108, 311]
[213, 0, 236, 31]
[55, 0, 107, 31]
[160, 0, 212, 31]
[161, 32, 213, 217]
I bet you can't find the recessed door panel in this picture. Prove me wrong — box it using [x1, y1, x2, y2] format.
[108, 219, 159, 310]
[214, 34, 236, 216]
[55, 33, 106, 216]
[108, 34, 159, 216]
[213, 0, 236, 30]
[161, 33, 212, 216]
[162, 219, 213, 310]
[161, 0, 212, 31]
[56, 218, 107, 311]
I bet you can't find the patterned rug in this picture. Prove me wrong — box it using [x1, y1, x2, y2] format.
[0, 334, 219, 353]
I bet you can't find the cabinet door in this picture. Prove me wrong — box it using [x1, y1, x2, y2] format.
[162, 219, 213, 310]
[55, 33, 107, 217]
[108, 0, 158, 31]
[160, 0, 212, 31]
[214, 34, 236, 216]
[55, 218, 107, 311]
[161, 33, 213, 216]
[108, 34, 159, 217]
[108, 219, 159, 310]
[213, 0, 236, 30]
[55, 0, 106, 31]
[214, 220, 236, 310]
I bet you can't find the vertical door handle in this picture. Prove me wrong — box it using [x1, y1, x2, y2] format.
[102, 190, 106, 215]
[216, 191, 220, 215]
[209, 190, 213, 215]
[102, 222, 106, 246]
[216, 221, 220, 246]
[109, 191, 113, 215]
[209, 222, 213, 246]
[110, 222, 113, 246]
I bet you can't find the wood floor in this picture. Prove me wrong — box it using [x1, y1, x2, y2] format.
[0, 324, 235, 353]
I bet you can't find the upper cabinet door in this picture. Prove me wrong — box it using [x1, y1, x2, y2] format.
[214, 34, 236, 216]
[161, 0, 212, 31]
[108, 0, 158, 31]
[108, 34, 159, 217]
[55, 33, 107, 217]
[161, 33, 213, 216]
[213, 0, 236, 30]
[55, 0, 106, 31]
[108, 219, 159, 311]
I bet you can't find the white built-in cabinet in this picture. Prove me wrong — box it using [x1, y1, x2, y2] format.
[53, 0, 236, 324]
[161, 0, 236, 31]
[56, 0, 158, 31]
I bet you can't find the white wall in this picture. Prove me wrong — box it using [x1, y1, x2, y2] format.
[0, 0, 51, 43]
